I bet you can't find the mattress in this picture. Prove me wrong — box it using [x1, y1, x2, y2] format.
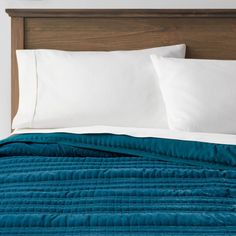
[1, 131, 236, 235]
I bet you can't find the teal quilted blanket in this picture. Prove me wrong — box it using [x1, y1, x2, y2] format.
[0, 133, 236, 235]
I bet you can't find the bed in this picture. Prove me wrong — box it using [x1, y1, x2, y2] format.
[3, 9, 236, 235]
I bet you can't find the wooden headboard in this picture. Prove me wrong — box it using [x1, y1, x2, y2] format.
[6, 9, 236, 121]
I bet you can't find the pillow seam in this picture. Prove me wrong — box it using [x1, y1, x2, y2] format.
[30, 51, 39, 128]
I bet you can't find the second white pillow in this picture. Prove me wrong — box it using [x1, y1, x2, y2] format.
[151, 56, 236, 134]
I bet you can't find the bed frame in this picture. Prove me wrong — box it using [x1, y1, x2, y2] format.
[6, 9, 236, 121]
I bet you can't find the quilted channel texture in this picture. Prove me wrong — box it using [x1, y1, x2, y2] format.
[0, 133, 235, 235]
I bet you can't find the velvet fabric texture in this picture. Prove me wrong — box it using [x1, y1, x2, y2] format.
[0, 133, 236, 235]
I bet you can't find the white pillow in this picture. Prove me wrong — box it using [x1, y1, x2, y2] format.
[13, 45, 186, 129]
[151, 56, 236, 134]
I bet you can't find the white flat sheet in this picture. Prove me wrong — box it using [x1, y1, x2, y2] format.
[13, 126, 236, 145]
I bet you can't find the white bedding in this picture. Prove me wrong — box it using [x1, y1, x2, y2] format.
[14, 45, 185, 130]
[13, 126, 236, 145]
[151, 56, 236, 134]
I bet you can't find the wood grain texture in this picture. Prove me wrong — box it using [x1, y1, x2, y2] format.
[24, 17, 236, 59]
[5, 9, 236, 124]
[11, 17, 24, 121]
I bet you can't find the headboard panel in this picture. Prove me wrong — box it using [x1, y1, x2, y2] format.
[6, 9, 236, 121]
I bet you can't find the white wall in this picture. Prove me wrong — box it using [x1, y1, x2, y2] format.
[1, 0, 236, 139]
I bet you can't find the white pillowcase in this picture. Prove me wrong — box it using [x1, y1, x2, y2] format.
[151, 56, 236, 134]
[13, 45, 186, 129]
